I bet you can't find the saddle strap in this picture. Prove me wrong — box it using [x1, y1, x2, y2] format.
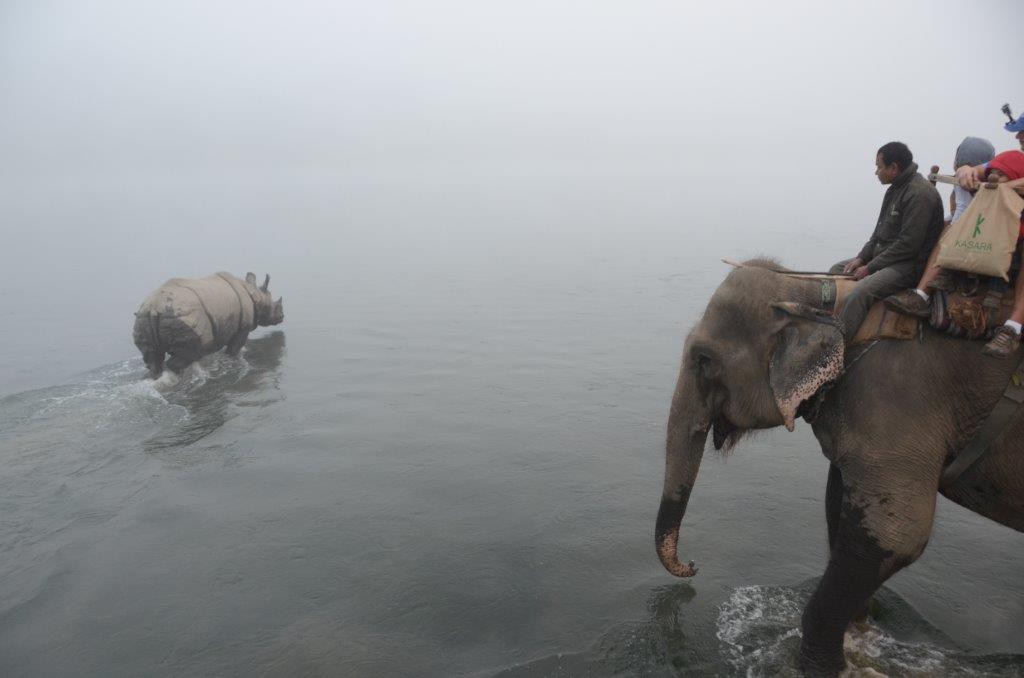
[939, 362, 1024, 489]
[819, 279, 836, 311]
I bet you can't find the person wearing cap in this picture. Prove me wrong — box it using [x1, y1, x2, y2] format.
[883, 136, 995, 316]
[955, 111, 1024, 188]
[958, 143, 1024, 357]
[887, 113, 1024, 357]
[829, 141, 945, 340]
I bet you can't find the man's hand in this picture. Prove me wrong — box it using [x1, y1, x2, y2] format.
[853, 265, 870, 281]
[956, 164, 985, 191]
[842, 258, 863, 274]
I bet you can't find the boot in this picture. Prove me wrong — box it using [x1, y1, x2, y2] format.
[884, 289, 931, 318]
[983, 324, 1021, 358]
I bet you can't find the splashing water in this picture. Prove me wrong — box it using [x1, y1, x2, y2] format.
[716, 584, 1023, 677]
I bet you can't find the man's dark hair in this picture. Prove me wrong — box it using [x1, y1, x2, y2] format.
[877, 141, 913, 172]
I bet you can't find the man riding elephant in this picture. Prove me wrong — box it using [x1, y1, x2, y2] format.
[830, 141, 945, 339]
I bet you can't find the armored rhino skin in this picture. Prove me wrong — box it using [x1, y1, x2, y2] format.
[133, 271, 284, 378]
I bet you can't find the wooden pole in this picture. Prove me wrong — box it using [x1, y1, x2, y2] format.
[721, 258, 853, 278]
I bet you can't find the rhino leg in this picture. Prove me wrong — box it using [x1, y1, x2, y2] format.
[225, 331, 249, 357]
[142, 351, 165, 379]
[166, 352, 197, 375]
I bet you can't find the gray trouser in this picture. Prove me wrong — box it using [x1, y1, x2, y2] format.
[830, 259, 916, 338]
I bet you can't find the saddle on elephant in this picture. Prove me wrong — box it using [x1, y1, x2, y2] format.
[827, 274, 1016, 345]
[721, 260, 1018, 343]
[764, 263, 1024, 491]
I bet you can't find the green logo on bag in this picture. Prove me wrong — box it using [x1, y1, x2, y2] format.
[972, 213, 985, 238]
[953, 239, 993, 252]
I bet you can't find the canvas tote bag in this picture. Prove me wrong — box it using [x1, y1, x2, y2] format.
[935, 183, 1024, 280]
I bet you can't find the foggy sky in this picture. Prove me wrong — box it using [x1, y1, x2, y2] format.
[0, 0, 1021, 390]
[2, 1, 1019, 182]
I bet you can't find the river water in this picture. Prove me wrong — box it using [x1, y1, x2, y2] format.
[1, 171, 1023, 676]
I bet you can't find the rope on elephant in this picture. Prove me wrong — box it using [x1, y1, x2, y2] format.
[842, 339, 880, 375]
[800, 339, 881, 425]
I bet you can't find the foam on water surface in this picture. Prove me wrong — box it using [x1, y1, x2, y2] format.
[716, 584, 1022, 677]
[2, 336, 285, 458]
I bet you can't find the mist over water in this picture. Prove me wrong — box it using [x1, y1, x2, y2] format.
[2, 1, 1023, 675]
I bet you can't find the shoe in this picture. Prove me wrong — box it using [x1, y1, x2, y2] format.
[884, 289, 931, 318]
[983, 325, 1021, 358]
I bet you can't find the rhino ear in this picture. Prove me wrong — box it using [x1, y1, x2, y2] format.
[768, 302, 845, 432]
[261, 274, 270, 292]
[246, 272, 257, 285]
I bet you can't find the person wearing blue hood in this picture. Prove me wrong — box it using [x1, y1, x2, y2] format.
[884, 135, 996, 318]
[950, 137, 997, 222]
[955, 107, 1024, 186]
[886, 105, 1024, 320]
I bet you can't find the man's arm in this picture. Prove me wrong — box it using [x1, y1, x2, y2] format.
[865, 192, 935, 273]
[846, 225, 882, 274]
[854, 237, 876, 267]
[951, 185, 972, 223]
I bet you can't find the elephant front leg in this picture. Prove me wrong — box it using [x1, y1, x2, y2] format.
[799, 545, 888, 676]
[800, 474, 936, 677]
[824, 464, 842, 552]
[824, 464, 869, 625]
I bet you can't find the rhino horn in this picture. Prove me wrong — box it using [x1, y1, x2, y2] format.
[261, 274, 270, 292]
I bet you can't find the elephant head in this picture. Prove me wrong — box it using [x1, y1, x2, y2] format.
[655, 263, 845, 577]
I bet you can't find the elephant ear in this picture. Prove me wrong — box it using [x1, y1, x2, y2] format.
[769, 302, 845, 432]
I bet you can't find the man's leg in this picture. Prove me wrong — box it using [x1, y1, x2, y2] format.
[838, 267, 911, 338]
[883, 231, 952, 318]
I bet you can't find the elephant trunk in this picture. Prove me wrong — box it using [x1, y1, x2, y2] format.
[655, 374, 709, 578]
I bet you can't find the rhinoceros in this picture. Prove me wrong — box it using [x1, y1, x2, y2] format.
[133, 271, 284, 378]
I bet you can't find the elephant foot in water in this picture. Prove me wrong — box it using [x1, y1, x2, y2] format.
[837, 626, 889, 678]
[799, 648, 846, 678]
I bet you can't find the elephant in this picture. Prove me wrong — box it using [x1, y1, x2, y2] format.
[654, 258, 1024, 676]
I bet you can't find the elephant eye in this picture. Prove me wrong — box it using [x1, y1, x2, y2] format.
[695, 352, 719, 381]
